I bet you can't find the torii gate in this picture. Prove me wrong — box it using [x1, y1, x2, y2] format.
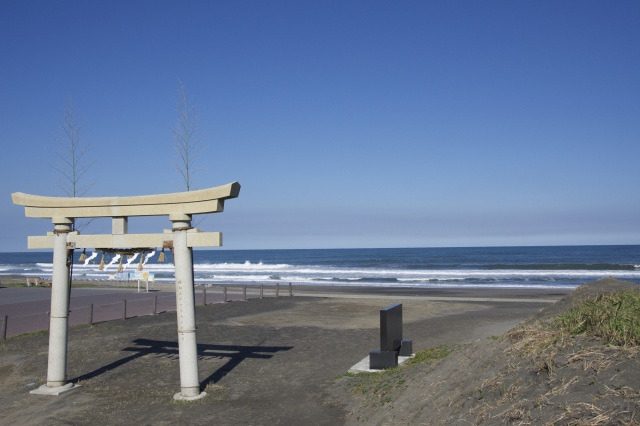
[11, 182, 240, 400]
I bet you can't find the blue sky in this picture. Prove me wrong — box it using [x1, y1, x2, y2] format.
[1, 1, 639, 251]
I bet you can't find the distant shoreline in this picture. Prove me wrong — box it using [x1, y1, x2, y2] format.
[1, 273, 572, 301]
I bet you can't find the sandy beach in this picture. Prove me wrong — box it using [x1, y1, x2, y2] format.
[0, 281, 564, 425]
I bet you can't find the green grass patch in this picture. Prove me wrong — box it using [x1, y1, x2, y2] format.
[348, 367, 404, 406]
[343, 345, 453, 407]
[405, 344, 452, 366]
[0, 282, 45, 288]
[0, 328, 49, 343]
[70, 282, 101, 288]
[0, 281, 100, 289]
[557, 290, 640, 346]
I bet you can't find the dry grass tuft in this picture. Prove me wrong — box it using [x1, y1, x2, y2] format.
[546, 376, 579, 397]
[505, 324, 563, 355]
[566, 348, 614, 372]
[603, 384, 640, 400]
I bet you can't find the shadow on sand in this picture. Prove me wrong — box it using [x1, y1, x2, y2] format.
[70, 338, 293, 388]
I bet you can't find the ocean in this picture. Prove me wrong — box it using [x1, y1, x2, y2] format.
[1, 245, 639, 290]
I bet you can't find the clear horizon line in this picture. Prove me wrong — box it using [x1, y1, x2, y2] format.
[2, 242, 639, 254]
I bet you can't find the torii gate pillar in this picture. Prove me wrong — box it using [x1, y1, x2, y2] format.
[34, 218, 77, 395]
[171, 214, 204, 400]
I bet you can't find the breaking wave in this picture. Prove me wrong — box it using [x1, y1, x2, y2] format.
[18, 260, 640, 289]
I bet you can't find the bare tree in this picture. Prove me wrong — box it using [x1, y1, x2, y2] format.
[53, 98, 94, 232]
[173, 81, 201, 191]
[54, 98, 93, 198]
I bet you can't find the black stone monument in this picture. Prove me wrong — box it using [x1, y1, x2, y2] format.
[369, 303, 413, 369]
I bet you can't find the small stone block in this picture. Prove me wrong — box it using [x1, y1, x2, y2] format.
[369, 350, 398, 369]
[399, 339, 413, 356]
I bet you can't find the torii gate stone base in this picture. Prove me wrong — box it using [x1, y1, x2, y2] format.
[12, 182, 240, 400]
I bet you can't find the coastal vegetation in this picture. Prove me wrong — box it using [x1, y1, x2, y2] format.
[405, 344, 452, 365]
[343, 344, 454, 409]
[558, 290, 640, 346]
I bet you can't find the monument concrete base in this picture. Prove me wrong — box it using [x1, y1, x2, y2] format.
[348, 354, 415, 374]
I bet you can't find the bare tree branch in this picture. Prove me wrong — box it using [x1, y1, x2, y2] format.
[53, 98, 95, 231]
[173, 80, 201, 192]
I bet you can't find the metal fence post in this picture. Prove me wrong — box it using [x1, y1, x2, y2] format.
[289, 282, 293, 297]
[1, 315, 7, 340]
[89, 304, 94, 325]
[203, 288, 207, 306]
[122, 299, 127, 320]
[276, 283, 280, 297]
[243, 285, 247, 300]
[224, 286, 227, 302]
[260, 284, 264, 299]
[153, 295, 158, 315]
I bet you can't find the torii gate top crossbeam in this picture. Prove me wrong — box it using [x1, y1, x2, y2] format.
[12, 182, 240, 219]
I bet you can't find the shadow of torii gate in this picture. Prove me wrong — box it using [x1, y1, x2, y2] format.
[71, 339, 293, 389]
[12, 182, 240, 401]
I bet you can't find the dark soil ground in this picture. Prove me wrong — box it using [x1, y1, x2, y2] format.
[0, 286, 556, 425]
[338, 278, 640, 425]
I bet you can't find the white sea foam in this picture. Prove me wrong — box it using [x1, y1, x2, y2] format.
[24, 260, 640, 289]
